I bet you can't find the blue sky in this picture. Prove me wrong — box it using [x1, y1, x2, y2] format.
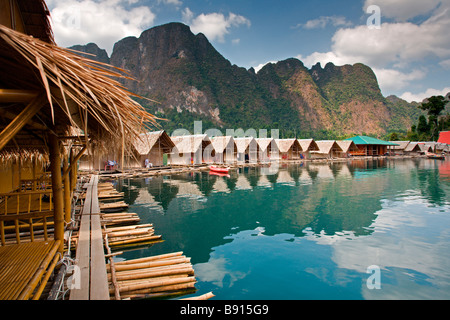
[47, 0, 450, 102]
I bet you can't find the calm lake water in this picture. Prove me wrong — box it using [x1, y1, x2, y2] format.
[111, 158, 450, 300]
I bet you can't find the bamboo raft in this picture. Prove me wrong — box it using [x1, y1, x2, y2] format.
[103, 224, 162, 248]
[106, 252, 197, 300]
[100, 201, 129, 213]
[95, 180, 213, 300]
[101, 212, 141, 227]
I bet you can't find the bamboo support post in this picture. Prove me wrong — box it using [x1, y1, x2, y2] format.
[63, 154, 71, 224]
[48, 133, 65, 253]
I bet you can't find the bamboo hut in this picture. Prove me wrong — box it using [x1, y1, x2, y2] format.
[0, 1, 156, 300]
[234, 137, 258, 163]
[255, 138, 278, 162]
[389, 141, 410, 155]
[130, 130, 174, 168]
[297, 139, 319, 159]
[275, 139, 302, 160]
[210, 136, 237, 164]
[311, 141, 343, 159]
[335, 140, 359, 158]
[403, 142, 422, 156]
[169, 134, 213, 165]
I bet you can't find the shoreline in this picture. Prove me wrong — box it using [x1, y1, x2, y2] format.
[81, 154, 436, 180]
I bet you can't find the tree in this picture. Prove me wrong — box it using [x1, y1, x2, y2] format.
[419, 95, 447, 140]
[417, 115, 429, 133]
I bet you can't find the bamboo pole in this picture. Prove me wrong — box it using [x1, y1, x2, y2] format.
[112, 252, 184, 266]
[104, 233, 120, 300]
[17, 240, 61, 300]
[48, 133, 65, 253]
[113, 276, 196, 294]
[63, 154, 71, 224]
[32, 253, 60, 300]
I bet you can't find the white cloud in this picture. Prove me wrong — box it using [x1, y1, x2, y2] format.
[363, 0, 443, 21]
[301, 16, 353, 29]
[183, 8, 251, 43]
[181, 7, 194, 24]
[400, 87, 450, 103]
[296, 2, 450, 97]
[372, 68, 426, 92]
[48, 0, 155, 55]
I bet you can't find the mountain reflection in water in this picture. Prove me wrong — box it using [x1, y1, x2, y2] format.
[111, 158, 450, 300]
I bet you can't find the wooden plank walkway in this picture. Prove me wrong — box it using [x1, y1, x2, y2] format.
[70, 175, 109, 300]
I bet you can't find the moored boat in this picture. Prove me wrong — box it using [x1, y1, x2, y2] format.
[209, 165, 230, 173]
[426, 152, 445, 160]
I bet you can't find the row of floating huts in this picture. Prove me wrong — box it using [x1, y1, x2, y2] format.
[80, 132, 408, 171]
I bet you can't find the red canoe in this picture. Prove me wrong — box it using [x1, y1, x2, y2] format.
[209, 165, 229, 174]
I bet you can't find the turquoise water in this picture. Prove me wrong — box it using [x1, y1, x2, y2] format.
[112, 158, 450, 300]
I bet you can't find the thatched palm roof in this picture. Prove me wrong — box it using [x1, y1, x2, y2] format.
[0, 25, 157, 161]
[171, 134, 211, 154]
[255, 138, 275, 152]
[336, 140, 358, 153]
[298, 139, 319, 152]
[210, 136, 236, 153]
[134, 131, 174, 155]
[314, 141, 343, 154]
[275, 139, 302, 153]
[234, 137, 257, 153]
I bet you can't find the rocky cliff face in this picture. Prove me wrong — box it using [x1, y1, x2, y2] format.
[70, 22, 422, 138]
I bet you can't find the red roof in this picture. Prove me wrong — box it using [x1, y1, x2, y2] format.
[437, 131, 450, 144]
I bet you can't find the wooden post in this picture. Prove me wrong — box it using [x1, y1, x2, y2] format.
[63, 153, 71, 224]
[48, 133, 65, 253]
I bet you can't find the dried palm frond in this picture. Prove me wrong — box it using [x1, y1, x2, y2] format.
[0, 24, 159, 151]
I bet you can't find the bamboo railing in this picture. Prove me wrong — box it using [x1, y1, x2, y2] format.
[0, 189, 57, 246]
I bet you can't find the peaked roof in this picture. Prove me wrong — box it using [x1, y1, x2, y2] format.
[315, 140, 343, 154]
[336, 140, 358, 153]
[234, 137, 257, 153]
[255, 138, 275, 151]
[134, 130, 174, 155]
[391, 141, 410, 150]
[171, 134, 210, 153]
[275, 139, 302, 153]
[345, 136, 399, 146]
[210, 136, 235, 153]
[404, 142, 422, 152]
[438, 131, 450, 145]
[298, 139, 320, 151]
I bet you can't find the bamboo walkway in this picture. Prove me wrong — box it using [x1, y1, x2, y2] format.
[69, 175, 109, 300]
[69, 175, 212, 300]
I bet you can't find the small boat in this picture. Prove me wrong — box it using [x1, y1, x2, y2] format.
[426, 152, 445, 160]
[209, 165, 230, 174]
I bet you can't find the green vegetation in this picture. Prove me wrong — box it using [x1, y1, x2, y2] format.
[387, 95, 450, 141]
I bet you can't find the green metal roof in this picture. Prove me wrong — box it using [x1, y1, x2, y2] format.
[344, 136, 399, 146]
